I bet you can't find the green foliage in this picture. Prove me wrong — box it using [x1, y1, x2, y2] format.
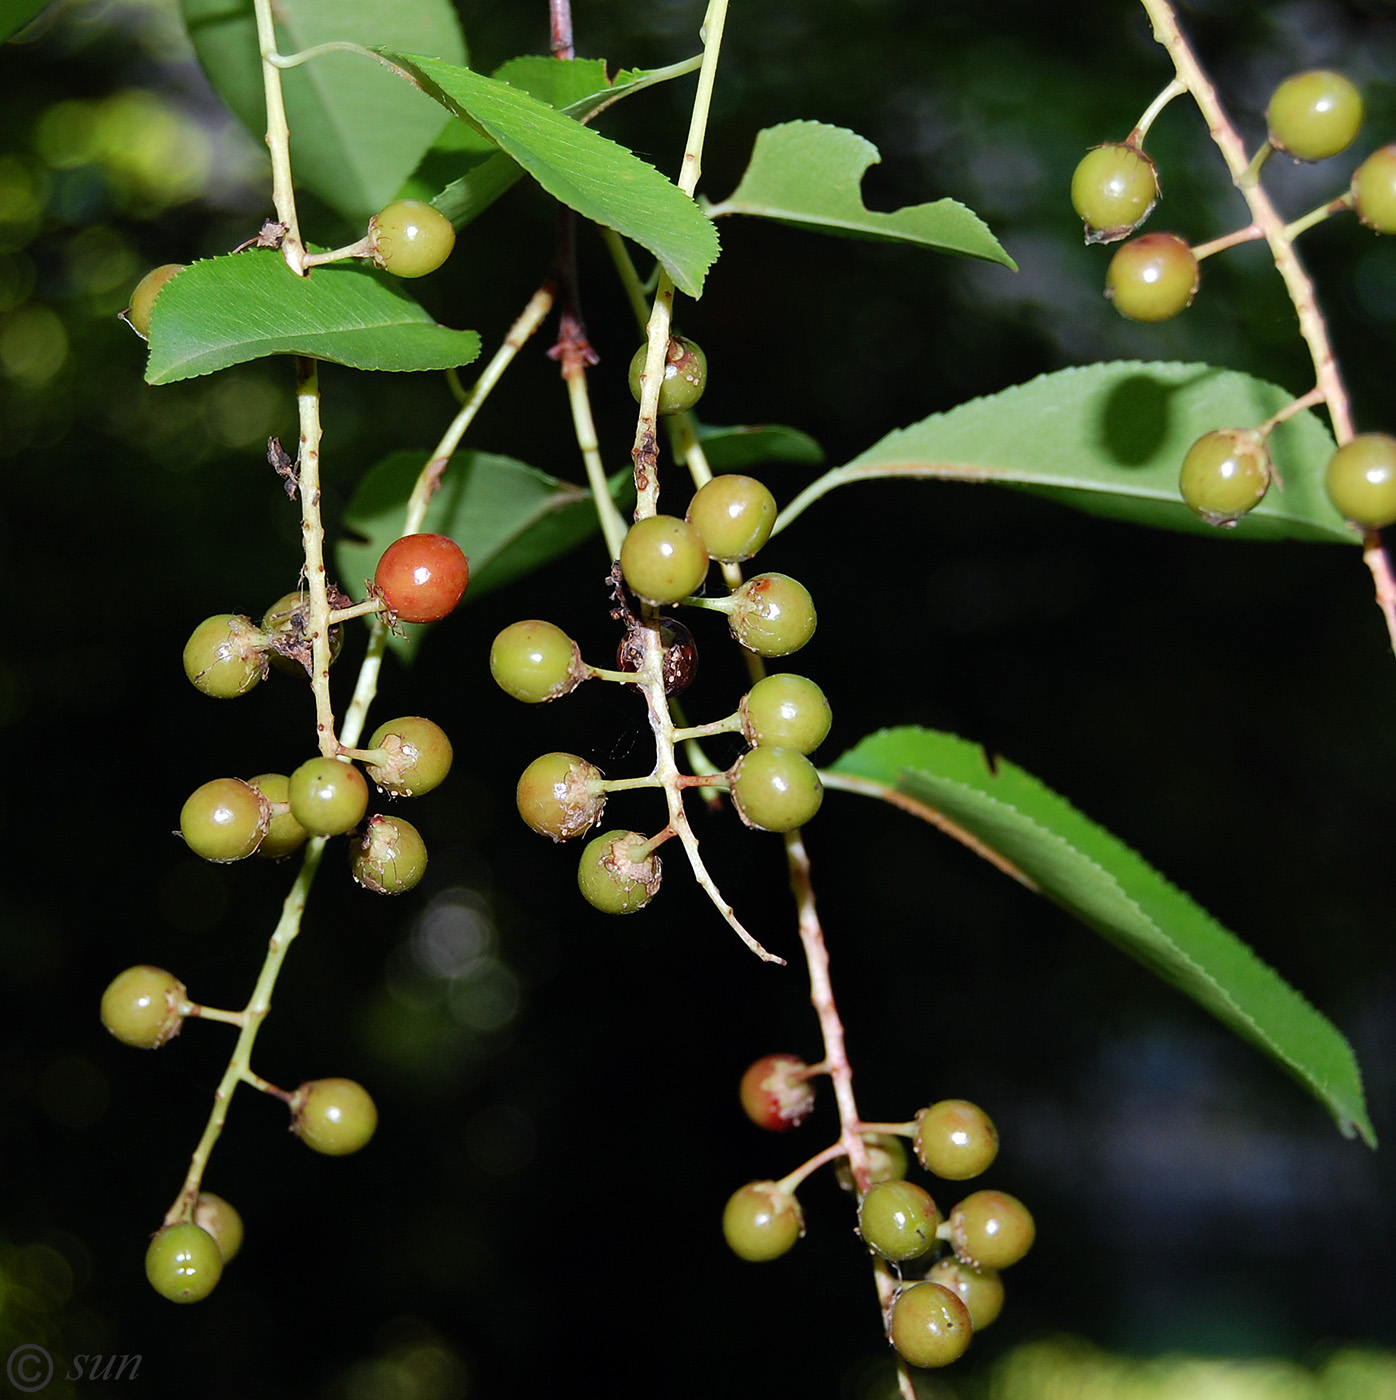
[706, 121, 1016, 267]
[180, 0, 466, 221]
[143, 250, 480, 383]
[0, 0, 50, 43]
[828, 726, 1375, 1146]
[387, 52, 721, 297]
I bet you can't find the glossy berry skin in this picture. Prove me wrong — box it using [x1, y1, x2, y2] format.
[261, 590, 343, 675]
[616, 616, 699, 698]
[1178, 429, 1270, 526]
[145, 1223, 223, 1303]
[927, 1257, 1004, 1331]
[291, 1077, 378, 1155]
[349, 814, 428, 894]
[247, 773, 310, 860]
[948, 1189, 1035, 1271]
[727, 573, 817, 657]
[366, 716, 453, 797]
[180, 778, 269, 862]
[126, 262, 184, 338]
[183, 614, 266, 699]
[193, 1193, 244, 1264]
[629, 335, 707, 416]
[288, 757, 369, 837]
[722, 1181, 803, 1262]
[889, 1282, 973, 1369]
[577, 830, 661, 914]
[101, 965, 186, 1049]
[836, 1132, 909, 1193]
[730, 746, 824, 832]
[1106, 233, 1198, 322]
[369, 198, 456, 277]
[858, 1179, 942, 1262]
[490, 620, 586, 703]
[1267, 70, 1362, 161]
[1070, 143, 1159, 242]
[739, 1054, 816, 1131]
[1353, 145, 1396, 234]
[740, 673, 832, 754]
[516, 752, 607, 841]
[620, 515, 709, 605]
[374, 533, 469, 623]
[1325, 433, 1396, 528]
[914, 1100, 1000, 1181]
[687, 474, 778, 562]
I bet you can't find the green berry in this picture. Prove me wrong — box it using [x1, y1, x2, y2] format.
[730, 746, 823, 832]
[727, 573, 817, 657]
[835, 1132, 910, 1193]
[577, 829, 662, 914]
[914, 1100, 999, 1181]
[182, 614, 266, 699]
[261, 590, 343, 676]
[349, 814, 428, 894]
[369, 199, 456, 277]
[1325, 433, 1396, 528]
[490, 620, 586, 704]
[126, 263, 184, 338]
[287, 757, 369, 837]
[739, 1054, 816, 1131]
[687, 474, 778, 563]
[948, 1189, 1035, 1271]
[247, 773, 310, 860]
[1353, 145, 1396, 234]
[619, 515, 709, 605]
[180, 778, 270, 862]
[1070, 143, 1159, 241]
[628, 335, 707, 416]
[926, 1257, 1004, 1331]
[193, 1192, 244, 1264]
[290, 1077, 378, 1155]
[145, 1222, 223, 1303]
[1105, 233, 1199, 322]
[100, 965, 187, 1048]
[516, 752, 607, 841]
[889, 1282, 973, 1369]
[722, 1181, 803, 1261]
[740, 674, 832, 754]
[1267, 70, 1362, 162]
[857, 1179, 942, 1262]
[1179, 429, 1271, 526]
[366, 716, 453, 797]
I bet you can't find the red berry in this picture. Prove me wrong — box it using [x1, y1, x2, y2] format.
[374, 533, 469, 623]
[739, 1054, 816, 1131]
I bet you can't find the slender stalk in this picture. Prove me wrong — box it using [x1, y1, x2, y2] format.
[1130, 76, 1187, 145]
[251, 0, 305, 272]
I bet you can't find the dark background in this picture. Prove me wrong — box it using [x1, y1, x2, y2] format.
[2, 0, 1395, 1396]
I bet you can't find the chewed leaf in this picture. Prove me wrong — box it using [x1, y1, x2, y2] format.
[827, 726, 1374, 1146]
[707, 120, 1015, 268]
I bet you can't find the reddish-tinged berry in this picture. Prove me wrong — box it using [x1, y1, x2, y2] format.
[577, 830, 662, 914]
[889, 1282, 973, 1369]
[722, 1181, 803, 1261]
[101, 966, 187, 1048]
[374, 533, 469, 623]
[1105, 233, 1198, 322]
[146, 1223, 222, 1303]
[948, 1189, 1035, 1271]
[490, 620, 586, 703]
[739, 1054, 816, 1131]
[291, 1077, 378, 1155]
[516, 752, 607, 841]
[914, 1100, 1000, 1180]
[727, 574, 817, 656]
[616, 617, 699, 698]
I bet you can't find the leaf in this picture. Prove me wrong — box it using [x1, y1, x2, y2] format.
[786, 361, 1358, 543]
[180, 0, 466, 222]
[706, 121, 1016, 269]
[696, 423, 825, 472]
[337, 450, 630, 658]
[384, 52, 720, 297]
[2, 0, 52, 43]
[828, 726, 1375, 1145]
[144, 251, 480, 383]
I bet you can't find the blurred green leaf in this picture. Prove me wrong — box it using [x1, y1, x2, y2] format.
[696, 422, 825, 472]
[180, 0, 465, 221]
[1, 0, 51, 42]
[144, 252, 480, 383]
[706, 121, 1016, 268]
[385, 52, 720, 297]
[828, 726, 1375, 1146]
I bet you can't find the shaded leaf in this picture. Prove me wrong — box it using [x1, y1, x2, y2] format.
[144, 251, 480, 383]
[706, 121, 1015, 269]
[696, 422, 825, 472]
[782, 361, 1357, 543]
[828, 726, 1374, 1145]
[2, 0, 52, 42]
[180, 0, 465, 222]
[385, 52, 720, 297]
